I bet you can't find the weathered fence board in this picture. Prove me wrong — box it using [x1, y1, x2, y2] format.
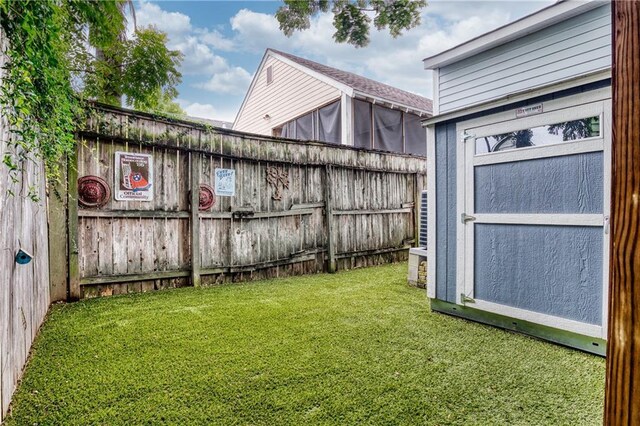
[72, 104, 426, 298]
[0, 45, 51, 422]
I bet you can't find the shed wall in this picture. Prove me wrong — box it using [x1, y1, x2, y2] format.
[233, 56, 341, 136]
[431, 80, 610, 309]
[438, 5, 611, 113]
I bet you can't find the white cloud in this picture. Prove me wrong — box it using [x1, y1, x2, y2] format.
[136, 0, 192, 36]
[196, 28, 236, 51]
[178, 100, 238, 123]
[132, 2, 253, 96]
[231, 9, 286, 52]
[171, 36, 231, 75]
[197, 67, 253, 95]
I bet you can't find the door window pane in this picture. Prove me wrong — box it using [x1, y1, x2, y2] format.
[476, 116, 601, 154]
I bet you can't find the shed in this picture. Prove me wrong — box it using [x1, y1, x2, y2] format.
[233, 49, 432, 156]
[420, 0, 611, 354]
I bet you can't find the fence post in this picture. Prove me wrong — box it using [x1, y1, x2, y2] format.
[605, 1, 640, 424]
[190, 152, 201, 287]
[324, 164, 336, 273]
[67, 149, 80, 300]
[48, 159, 69, 302]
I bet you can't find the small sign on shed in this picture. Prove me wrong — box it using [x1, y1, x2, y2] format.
[515, 103, 543, 118]
[215, 168, 236, 197]
[115, 152, 154, 201]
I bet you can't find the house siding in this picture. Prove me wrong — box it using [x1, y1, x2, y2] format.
[234, 56, 341, 136]
[438, 4, 611, 113]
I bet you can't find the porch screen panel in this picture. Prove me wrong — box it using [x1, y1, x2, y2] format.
[373, 105, 402, 152]
[474, 224, 603, 325]
[354, 99, 372, 149]
[280, 123, 289, 138]
[280, 121, 295, 139]
[296, 112, 314, 141]
[405, 113, 426, 156]
[318, 101, 341, 144]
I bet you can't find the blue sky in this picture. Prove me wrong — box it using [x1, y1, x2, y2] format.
[134, 1, 554, 122]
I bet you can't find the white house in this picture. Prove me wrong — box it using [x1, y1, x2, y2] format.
[233, 49, 432, 156]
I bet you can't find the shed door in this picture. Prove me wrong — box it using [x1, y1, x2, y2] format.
[458, 97, 610, 339]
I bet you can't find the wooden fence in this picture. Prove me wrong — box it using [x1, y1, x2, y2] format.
[59, 104, 426, 299]
[0, 36, 51, 420]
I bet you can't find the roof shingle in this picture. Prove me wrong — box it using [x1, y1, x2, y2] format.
[269, 49, 432, 114]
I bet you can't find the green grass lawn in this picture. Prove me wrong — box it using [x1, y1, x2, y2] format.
[6, 263, 604, 425]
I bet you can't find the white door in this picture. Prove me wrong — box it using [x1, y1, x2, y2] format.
[457, 93, 611, 339]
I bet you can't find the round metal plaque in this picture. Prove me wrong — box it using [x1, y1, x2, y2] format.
[199, 184, 215, 211]
[78, 175, 111, 208]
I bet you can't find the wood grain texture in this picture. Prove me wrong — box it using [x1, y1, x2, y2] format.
[0, 32, 51, 419]
[605, 2, 640, 424]
[74, 104, 427, 297]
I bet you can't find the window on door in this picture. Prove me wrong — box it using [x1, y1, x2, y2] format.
[476, 116, 601, 154]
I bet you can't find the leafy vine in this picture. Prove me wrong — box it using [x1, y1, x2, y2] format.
[0, 1, 182, 197]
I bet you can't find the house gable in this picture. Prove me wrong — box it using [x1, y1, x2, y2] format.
[233, 53, 342, 136]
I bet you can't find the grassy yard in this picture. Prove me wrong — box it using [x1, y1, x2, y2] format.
[6, 263, 604, 425]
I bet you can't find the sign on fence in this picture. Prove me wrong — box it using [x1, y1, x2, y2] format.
[214, 168, 235, 197]
[115, 152, 154, 201]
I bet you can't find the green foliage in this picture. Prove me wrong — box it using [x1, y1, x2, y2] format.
[276, 0, 427, 47]
[0, 0, 83, 183]
[5, 263, 604, 425]
[83, 26, 183, 112]
[0, 0, 183, 188]
[144, 87, 187, 117]
[547, 117, 601, 141]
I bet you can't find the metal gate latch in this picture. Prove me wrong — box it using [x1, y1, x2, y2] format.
[461, 213, 476, 224]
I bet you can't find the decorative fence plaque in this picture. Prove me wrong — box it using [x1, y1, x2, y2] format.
[198, 184, 215, 211]
[78, 175, 111, 208]
[214, 168, 235, 197]
[266, 166, 289, 201]
[115, 152, 154, 201]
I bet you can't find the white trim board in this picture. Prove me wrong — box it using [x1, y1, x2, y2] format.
[472, 214, 604, 227]
[601, 98, 612, 339]
[469, 299, 603, 338]
[421, 71, 611, 127]
[426, 125, 437, 299]
[352, 92, 431, 117]
[472, 138, 604, 166]
[468, 98, 606, 138]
